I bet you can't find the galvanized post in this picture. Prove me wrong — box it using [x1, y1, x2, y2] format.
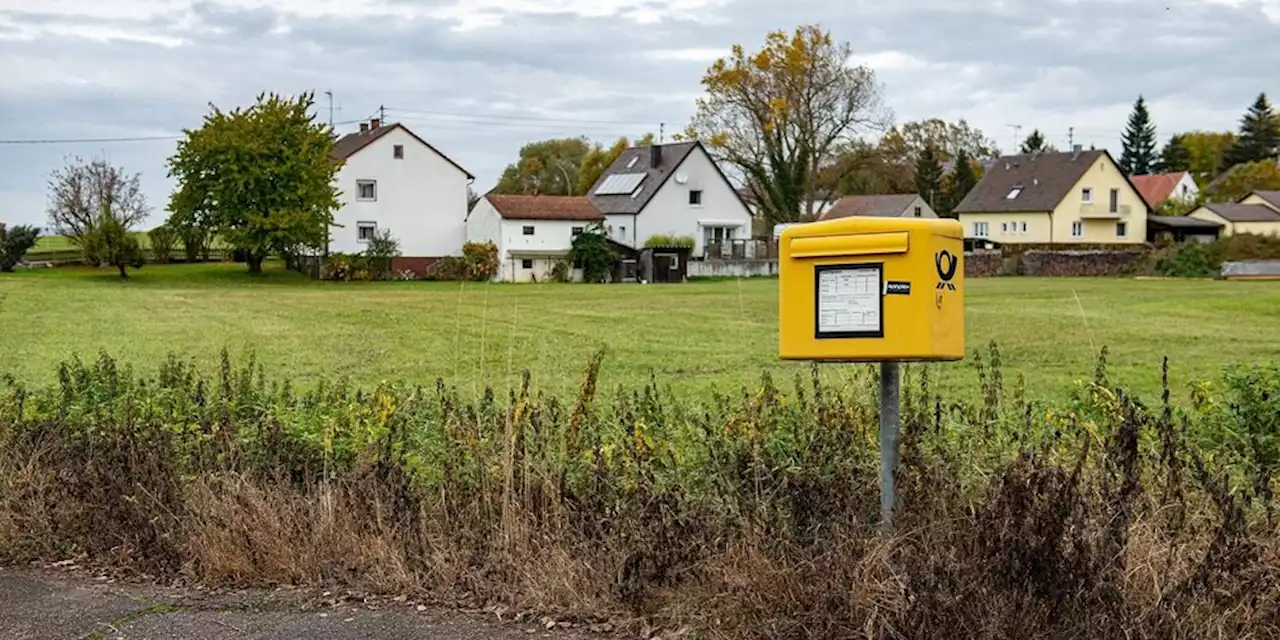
[878, 361, 901, 534]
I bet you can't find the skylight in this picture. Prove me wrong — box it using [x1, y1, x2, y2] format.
[1006, 187, 1023, 199]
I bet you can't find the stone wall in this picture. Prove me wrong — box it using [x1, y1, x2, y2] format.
[964, 251, 1002, 277]
[688, 259, 779, 278]
[1017, 250, 1146, 276]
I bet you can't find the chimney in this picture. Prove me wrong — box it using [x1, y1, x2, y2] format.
[1072, 144, 1082, 160]
[370, 118, 381, 130]
[359, 122, 369, 133]
[650, 144, 662, 168]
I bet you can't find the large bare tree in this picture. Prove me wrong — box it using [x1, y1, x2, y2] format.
[47, 156, 149, 277]
[684, 25, 889, 224]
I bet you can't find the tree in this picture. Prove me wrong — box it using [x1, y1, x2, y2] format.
[1180, 131, 1236, 184]
[566, 224, 615, 283]
[914, 145, 944, 211]
[576, 133, 656, 195]
[47, 156, 148, 259]
[0, 224, 40, 272]
[1019, 129, 1055, 154]
[494, 137, 591, 195]
[684, 25, 887, 225]
[83, 210, 144, 278]
[467, 186, 481, 211]
[1223, 93, 1280, 168]
[168, 92, 340, 275]
[1156, 134, 1191, 173]
[1204, 161, 1280, 203]
[941, 148, 979, 217]
[817, 140, 913, 196]
[1119, 95, 1158, 176]
[148, 224, 176, 264]
[880, 119, 999, 164]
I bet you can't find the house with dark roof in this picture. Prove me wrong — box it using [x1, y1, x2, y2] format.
[953, 146, 1150, 245]
[586, 141, 752, 258]
[817, 194, 938, 221]
[736, 187, 839, 219]
[331, 119, 474, 265]
[1131, 171, 1198, 209]
[1188, 190, 1280, 237]
[465, 194, 603, 282]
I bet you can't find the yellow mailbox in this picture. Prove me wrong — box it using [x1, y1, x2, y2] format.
[778, 216, 964, 362]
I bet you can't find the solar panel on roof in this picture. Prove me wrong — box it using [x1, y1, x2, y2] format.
[594, 172, 647, 195]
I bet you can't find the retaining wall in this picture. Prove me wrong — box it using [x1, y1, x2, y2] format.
[689, 260, 779, 278]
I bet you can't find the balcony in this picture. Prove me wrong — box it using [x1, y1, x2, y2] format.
[1079, 203, 1130, 219]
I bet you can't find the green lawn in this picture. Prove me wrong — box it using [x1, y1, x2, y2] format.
[1, 263, 1277, 400]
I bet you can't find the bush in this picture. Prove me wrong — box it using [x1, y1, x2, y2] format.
[461, 242, 499, 281]
[550, 259, 571, 282]
[0, 224, 40, 272]
[568, 227, 615, 283]
[149, 225, 177, 264]
[177, 225, 211, 263]
[324, 252, 373, 281]
[1151, 233, 1280, 277]
[644, 234, 695, 249]
[83, 213, 144, 278]
[364, 229, 401, 279]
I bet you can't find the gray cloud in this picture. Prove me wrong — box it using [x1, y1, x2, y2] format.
[1, 0, 1277, 227]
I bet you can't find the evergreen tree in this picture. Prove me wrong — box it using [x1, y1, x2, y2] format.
[1019, 129, 1052, 153]
[1156, 133, 1191, 173]
[914, 144, 944, 211]
[1223, 93, 1280, 168]
[942, 148, 978, 218]
[1119, 95, 1158, 175]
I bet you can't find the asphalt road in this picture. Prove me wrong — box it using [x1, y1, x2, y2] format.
[0, 567, 597, 639]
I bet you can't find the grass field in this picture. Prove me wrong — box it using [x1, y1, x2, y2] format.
[1, 262, 1278, 399]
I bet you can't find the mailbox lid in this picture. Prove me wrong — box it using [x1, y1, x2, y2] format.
[780, 216, 963, 243]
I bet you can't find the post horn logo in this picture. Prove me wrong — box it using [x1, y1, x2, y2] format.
[935, 250, 957, 291]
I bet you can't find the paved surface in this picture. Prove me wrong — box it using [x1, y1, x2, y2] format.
[0, 567, 598, 639]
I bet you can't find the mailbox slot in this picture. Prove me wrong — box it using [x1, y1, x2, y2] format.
[788, 231, 909, 259]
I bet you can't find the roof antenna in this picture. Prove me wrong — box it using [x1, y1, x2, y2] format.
[659, 122, 664, 144]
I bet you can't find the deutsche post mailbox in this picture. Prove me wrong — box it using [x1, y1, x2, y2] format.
[778, 216, 964, 362]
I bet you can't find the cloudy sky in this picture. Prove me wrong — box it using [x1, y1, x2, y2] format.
[1, 0, 1277, 228]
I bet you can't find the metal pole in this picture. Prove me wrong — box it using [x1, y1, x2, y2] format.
[878, 361, 901, 534]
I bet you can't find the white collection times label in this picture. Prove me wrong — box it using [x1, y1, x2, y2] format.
[816, 266, 881, 335]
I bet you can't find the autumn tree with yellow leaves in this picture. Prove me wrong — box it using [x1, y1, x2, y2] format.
[683, 25, 887, 224]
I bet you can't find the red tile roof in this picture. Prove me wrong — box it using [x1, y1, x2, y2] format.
[1130, 172, 1189, 208]
[486, 195, 603, 221]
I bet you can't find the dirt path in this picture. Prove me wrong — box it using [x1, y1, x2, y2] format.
[0, 567, 598, 639]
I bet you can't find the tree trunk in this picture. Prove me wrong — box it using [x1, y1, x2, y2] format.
[247, 252, 265, 275]
[117, 262, 128, 279]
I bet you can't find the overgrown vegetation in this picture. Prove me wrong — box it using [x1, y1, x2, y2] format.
[1151, 232, 1280, 277]
[0, 224, 40, 272]
[643, 234, 695, 249]
[567, 226, 615, 282]
[1, 346, 1277, 637]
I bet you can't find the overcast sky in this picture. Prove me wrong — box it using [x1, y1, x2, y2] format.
[1, 0, 1277, 228]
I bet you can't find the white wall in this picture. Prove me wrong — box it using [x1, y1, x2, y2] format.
[468, 200, 593, 282]
[464, 197, 505, 256]
[634, 146, 753, 257]
[331, 126, 471, 257]
[1171, 173, 1199, 202]
[500, 218, 586, 258]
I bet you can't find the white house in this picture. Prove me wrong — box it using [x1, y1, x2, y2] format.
[1131, 171, 1199, 210]
[586, 141, 753, 257]
[738, 187, 839, 219]
[465, 194, 603, 282]
[330, 119, 474, 272]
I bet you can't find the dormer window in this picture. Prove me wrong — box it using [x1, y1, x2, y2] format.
[627, 156, 638, 169]
[1005, 186, 1022, 199]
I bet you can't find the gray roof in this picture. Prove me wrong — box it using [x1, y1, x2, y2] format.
[1250, 190, 1280, 209]
[819, 194, 919, 220]
[586, 142, 699, 215]
[1148, 215, 1222, 229]
[954, 149, 1112, 214]
[1201, 203, 1280, 223]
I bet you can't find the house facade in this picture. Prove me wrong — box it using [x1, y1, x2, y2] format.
[330, 120, 474, 268]
[1188, 191, 1280, 236]
[1131, 171, 1199, 210]
[587, 141, 753, 258]
[465, 194, 602, 282]
[817, 194, 939, 221]
[738, 188, 838, 220]
[953, 147, 1149, 245]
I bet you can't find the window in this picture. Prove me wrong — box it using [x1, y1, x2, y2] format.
[669, 256, 679, 270]
[914, 206, 922, 217]
[619, 225, 626, 238]
[1181, 184, 1189, 195]
[973, 221, 989, 237]
[571, 226, 584, 236]
[521, 259, 533, 269]
[1001, 222, 1008, 234]
[1071, 221, 1084, 237]
[626, 156, 638, 169]
[522, 225, 535, 236]
[357, 180, 376, 201]
[357, 222, 377, 242]
[1081, 188, 1092, 203]
[1116, 221, 1127, 237]
[1109, 188, 1119, 213]
[393, 145, 404, 159]
[1005, 187, 1022, 199]
[1021, 222, 1028, 233]
[689, 190, 703, 206]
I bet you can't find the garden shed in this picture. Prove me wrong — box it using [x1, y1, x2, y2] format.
[639, 246, 691, 283]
